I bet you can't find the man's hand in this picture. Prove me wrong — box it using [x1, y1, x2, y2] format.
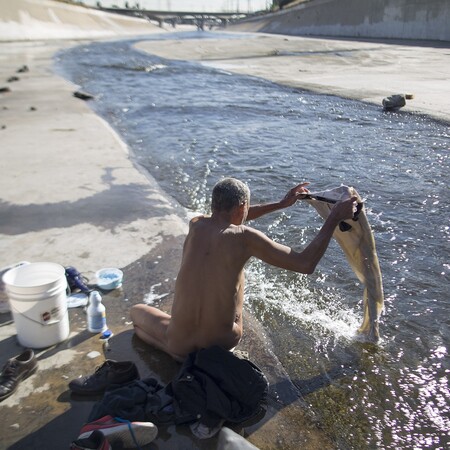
[246, 182, 310, 221]
[330, 196, 358, 222]
[279, 182, 310, 208]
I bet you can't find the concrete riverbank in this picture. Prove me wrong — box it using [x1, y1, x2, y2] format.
[136, 31, 450, 124]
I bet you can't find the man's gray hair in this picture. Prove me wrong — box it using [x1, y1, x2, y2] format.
[211, 178, 250, 212]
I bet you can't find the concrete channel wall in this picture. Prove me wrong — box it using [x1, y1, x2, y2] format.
[234, 0, 450, 42]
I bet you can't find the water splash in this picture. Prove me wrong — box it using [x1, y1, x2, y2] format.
[246, 260, 361, 342]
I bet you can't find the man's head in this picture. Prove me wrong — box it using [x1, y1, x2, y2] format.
[211, 178, 250, 215]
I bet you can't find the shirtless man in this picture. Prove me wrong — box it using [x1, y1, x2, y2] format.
[130, 178, 357, 361]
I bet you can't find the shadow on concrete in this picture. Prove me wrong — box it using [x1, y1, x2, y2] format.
[0, 333, 21, 361]
[0, 179, 174, 236]
[0, 312, 13, 326]
[292, 365, 356, 396]
[6, 400, 96, 450]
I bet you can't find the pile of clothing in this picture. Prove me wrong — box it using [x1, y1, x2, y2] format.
[69, 346, 269, 448]
[74, 346, 268, 441]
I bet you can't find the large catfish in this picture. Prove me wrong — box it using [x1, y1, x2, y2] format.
[305, 185, 384, 342]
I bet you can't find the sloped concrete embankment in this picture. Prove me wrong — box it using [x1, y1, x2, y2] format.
[0, 0, 160, 41]
[231, 0, 450, 42]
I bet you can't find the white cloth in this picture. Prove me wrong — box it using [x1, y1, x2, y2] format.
[306, 185, 384, 341]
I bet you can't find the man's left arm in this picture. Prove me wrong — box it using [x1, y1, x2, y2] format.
[246, 182, 310, 221]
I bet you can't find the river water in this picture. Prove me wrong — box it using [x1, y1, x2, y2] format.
[55, 32, 449, 449]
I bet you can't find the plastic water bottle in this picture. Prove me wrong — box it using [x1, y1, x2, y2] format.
[87, 291, 107, 333]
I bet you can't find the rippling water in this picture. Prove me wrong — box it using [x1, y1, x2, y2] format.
[55, 32, 449, 449]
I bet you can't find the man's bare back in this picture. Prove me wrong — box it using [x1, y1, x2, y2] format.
[130, 178, 356, 361]
[167, 214, 250, 356]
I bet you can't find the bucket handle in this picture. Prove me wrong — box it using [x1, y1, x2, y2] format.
[10, 302, 68, 326]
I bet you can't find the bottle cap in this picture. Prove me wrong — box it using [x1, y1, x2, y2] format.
[100, 329, 113, 340]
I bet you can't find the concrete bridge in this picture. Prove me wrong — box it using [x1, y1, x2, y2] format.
[101, 8, 250, 29]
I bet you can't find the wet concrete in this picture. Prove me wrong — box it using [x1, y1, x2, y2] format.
[0, 235, 334, 449]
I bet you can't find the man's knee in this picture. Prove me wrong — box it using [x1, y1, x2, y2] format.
[130, 303, 146, 324]
[130, 304, 171, 326]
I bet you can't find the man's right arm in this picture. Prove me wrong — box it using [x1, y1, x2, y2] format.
[246, 197, 357, 274]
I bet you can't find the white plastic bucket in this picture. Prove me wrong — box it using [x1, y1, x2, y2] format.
[2, 262, 70, 348]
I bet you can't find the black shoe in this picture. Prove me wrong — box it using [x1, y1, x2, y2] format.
[69, 360, 140, 395]
[0, 349, 38, 401]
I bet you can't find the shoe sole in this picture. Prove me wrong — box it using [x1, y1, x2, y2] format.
[0, 365, 38, 402]
[69, 376, 139, 396]
[79, 422, 158, 448]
